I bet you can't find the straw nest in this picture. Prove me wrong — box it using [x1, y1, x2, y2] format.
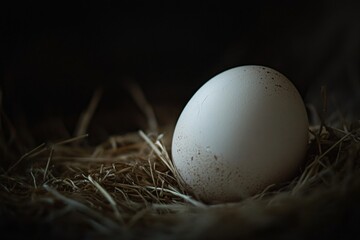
[1, 87, 360, 240]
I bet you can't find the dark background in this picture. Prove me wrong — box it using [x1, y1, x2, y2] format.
[2, 1, 360, 143]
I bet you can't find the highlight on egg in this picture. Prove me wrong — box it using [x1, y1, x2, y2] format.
[171, 65, 309, 203]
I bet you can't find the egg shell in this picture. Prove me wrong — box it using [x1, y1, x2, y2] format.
[171, 65, 309, 203]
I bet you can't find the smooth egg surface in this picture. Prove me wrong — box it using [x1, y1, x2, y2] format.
[171, 65, 309, 203]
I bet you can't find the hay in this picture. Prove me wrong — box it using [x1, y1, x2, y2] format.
[0, 86, 360, 239]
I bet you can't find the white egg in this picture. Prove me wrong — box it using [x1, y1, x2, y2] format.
[172, 65, 309, 203]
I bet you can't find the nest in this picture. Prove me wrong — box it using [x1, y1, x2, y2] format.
[1, 87, 360, 240]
